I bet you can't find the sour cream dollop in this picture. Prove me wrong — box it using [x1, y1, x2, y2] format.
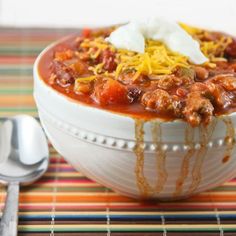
[106, 17, 208, 65]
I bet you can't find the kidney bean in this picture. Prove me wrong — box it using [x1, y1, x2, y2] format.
[100, 49, 117, 72]
[52, 60, 75, 87]
[127, 86, 142, 103]
[193, 66, 209, 80]
[225, 39, 236, 58]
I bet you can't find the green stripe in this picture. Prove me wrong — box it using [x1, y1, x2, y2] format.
[0, 68, 32, 75]
[0, 89, 33, 94]
[0, 107, 37, 112]
[0, 49, 42, 56]
[212, 186, 236, 191]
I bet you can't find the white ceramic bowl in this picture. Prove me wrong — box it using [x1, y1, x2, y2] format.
[33, 38, 236, 200]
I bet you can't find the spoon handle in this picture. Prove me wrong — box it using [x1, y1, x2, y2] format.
[0, 182, 19, 236]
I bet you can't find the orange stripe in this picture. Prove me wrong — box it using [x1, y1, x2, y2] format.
[0, 95, 35, 106]
[15, 195, 236, 203]
[187, 194, 236, 202]
[19, 195, 133, 203]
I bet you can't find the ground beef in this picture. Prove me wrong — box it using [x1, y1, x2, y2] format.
[205, 82, 232, 109]
[149, 74, 193, 90]
[141, 89, 173, 113]
[183, 92, 214, 126]
[209, 74, 236, 91]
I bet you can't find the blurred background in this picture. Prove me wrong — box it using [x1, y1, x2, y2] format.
[0, 0, 235, 33]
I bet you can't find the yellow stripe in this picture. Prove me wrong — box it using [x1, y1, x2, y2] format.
[0, 111, 37, 116]
[44, 172, 84, 177]
[0, 85, 33, 89]
[48, 163, 73, 168]
[222, 182, 236, 186]
[0, 75, 33, 80]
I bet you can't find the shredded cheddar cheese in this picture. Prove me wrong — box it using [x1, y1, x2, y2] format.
[75, 76, 97, 83]
[88, 63, 104, 75]
[80, 37, 115, 52]
[180, 23, 233, 62]
[201, 37, 232, 61]
[179, 23, 203, 36]
[116, 40, 189, 78]
[77, 24, 233, 82]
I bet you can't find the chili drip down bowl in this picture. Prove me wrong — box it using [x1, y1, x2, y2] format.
[34, 23, 236, 200]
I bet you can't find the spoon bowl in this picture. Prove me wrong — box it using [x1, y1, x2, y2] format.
[0, 116, 48, 183]
[0, 115, 49, 236]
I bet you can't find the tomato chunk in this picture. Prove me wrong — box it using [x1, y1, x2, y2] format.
[93, 78, 128, 105]
[82, 28, 92, 38]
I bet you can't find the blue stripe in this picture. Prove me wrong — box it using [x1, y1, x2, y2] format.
[18, 214, 236, 221]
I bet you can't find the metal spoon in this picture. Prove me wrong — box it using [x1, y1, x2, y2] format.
[0, 115, 49, 236]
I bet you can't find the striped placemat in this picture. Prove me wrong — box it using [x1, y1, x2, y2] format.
[0, 27, 236, 236]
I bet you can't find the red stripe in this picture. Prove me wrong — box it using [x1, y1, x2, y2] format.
[0, 56, 36, 64]
[49, 157, 67, 163]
